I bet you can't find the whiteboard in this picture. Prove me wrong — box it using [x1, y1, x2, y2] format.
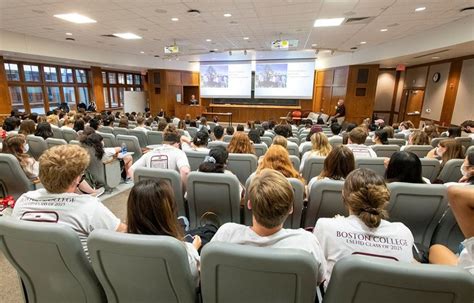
[123, 91, 147, 113]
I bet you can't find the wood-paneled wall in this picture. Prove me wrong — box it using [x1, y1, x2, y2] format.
[90, 66, 105, 112]
[0, 56, 12, 121]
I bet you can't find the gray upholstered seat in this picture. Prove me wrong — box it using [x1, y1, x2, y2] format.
[287, 137, 299, 145]
[300, 143, 312, 156]
[128, 129, 149, 148]
[184, 150, 208, 171]
[61, 128, 78, 142]
[115, 134, 143, 162]
[186, 172, 241, 228]
[112, 127, 129, 136]
[355, 158, 386, 177]
[403, 145, 433, 158]
[226, 153, 258, 185]
[455, 137, 472, 151]
[97, 126, 114, 134]
[301, 156, 326, 182]
[431, 208, 464, 253]
[69, 140, 80, 145]
[371, 144, 400, 158]
[0, 217, 106, 303]
[467, 145, 474, 155]
[147, 130, 163, 145]
[304, 179, 345, 227]
[394, 132, 406, 139]
[387, 182, 448, 249]
[289, 155, 300, 171]
[420, 158, 442, 182]
[430, 137, 443, 148]
[207, 141, 229, 149]
[84, 146, 121, 190]
[201, 242, 319, 303]
[437, 159, 464, 183]
[52, 126, 63, 139]
[260, 136, 272, 147]
[0, 154, 37, 199]
[26, 135, 47, 160]
[223, 135, 233, 143]
[97, 132, 116, 148]
[88, 230, 196, 303]
[186, 127, 198, 139]
[387, 138, 406, 147]
[253, 143, 268, 157]
[45, 137, 67, 149]
[324, 255, 474, 303]
[133, 167, 186, 217]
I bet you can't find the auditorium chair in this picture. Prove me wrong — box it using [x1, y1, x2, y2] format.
[133, 167, 186, 217]
[26, 135, 47, 160]
[301, 156, 326, 182]
[371, 144, 400, 158]
[0, 217, 106, 303]
[468, 145, 474, 155]
[394, 132, 406, 139]
[128, 129, 149, 148]
[45, 137, 67, 149]
[328, 137, 343, 148]
[84, 146, 121, 191]
[324, 255, 474, 303]
[244, 176, 305, 229]
[387, 138, 406, 147]
[455, 136, 472, 151]
[207, 121, 217, 132]
[186, 172, 241, 228]
[201, 242, 319, 303]
[52, 127, 63, 139]
[402, 145, 433, 158]
[437, 159, 464, 183]
[304, 179, 346, 227]
[287, 144, 300, 157]
[387, 182, 448, 250]
[147, 130, 163, 145]
[184, 150, 208, 171]
[300, 143, 312, 156]
[289, 155, 300, 172]
[69, 140, 80, 145]
[355, 158, 386, 177]
[420, 158, 442, 182]
[431, 208, 464, 253]
[112, 127, 129, 136]
[61, 128, 78, 143]
[226, 153, 258, 185]
[97, 126, 114, 134]
[287, 137, 299, 145]
[260, 136, 272, 147]
[115, 135, 142, 162]
[430, 137, 443, 148]
[253, 143, 268, 157]
[364, 137, 375, 146]
[298, 133, 308, 143]
[186, 127, 198, 139]
[97, 132, 116, 148]
[207, 141, 229, 149]
[88, 230, 197, 303]
[223, 135, 233, 143]
[0, 154, 38, 200]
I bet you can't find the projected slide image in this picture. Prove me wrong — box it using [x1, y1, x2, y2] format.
[256, 64, 288, 88]
[201, 65, 229, 88]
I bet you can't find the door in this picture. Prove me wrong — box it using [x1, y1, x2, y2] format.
[320, 87, 332, 114]
[403, 89, 424, 127]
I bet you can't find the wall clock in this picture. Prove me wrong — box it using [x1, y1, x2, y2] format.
[432, 72, 440, 83]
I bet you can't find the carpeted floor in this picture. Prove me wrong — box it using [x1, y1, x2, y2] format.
[0, 188, 131, 303]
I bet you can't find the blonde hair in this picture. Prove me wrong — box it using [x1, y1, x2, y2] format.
[409, 130, 429, 145]
[272, 135, 287, 148]
[39, 145, 90, 193]
[343, 169, 389, 228]
[310, 132, 332, 156]
[257, 145, 305, 183]
[227, 132, 255, 154]
[249, 169, 294, 228]
[47, 115, 59, 126]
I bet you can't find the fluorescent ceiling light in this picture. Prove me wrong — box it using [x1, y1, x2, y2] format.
[380, 28, 388, 32]
[206, 39, 212, 42]
[223, 13, 232, 17]
[113, 32, 142, 39]
[311, 43, 318, 47]
[243, 37, 249, 40]
[140, 51, 145, 54]
[65, 32, 73, 36]
[415, 7, 426, 12]
[171, 17, 179, 21]
[313, 18, 345, 27]
[54, 13, 97, 24]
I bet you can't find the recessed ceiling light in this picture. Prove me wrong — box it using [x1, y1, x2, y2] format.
[415, 7, 426, 12]
[140, 51, 145, 54]
[311, 43, 318, 47]
[54, 13, 97, 24]
[65, 32, 73, 36]
[243, 37, 249, 40]
[223, 13, 232, 17]
[380, 28, 388, 32]
[171, 17, 179, 21]
[206, 39, 212, 42]
[360, 41, 367, 44]
[432, 56, 440, 59]
[112, 32, 142, 39]
[313, 18, 345, 27]
[213, 48, 219, 51]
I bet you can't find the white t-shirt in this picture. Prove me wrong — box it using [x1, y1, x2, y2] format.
[315, 215, 414, 285]
[346, 144, 377, 158]
[181, 142, 209, 153]
[133, 126, 149, 133]
[211, 223, 327, 283]
[183, 242, 200, 287]
[11, 189, 121, 256]
[103, 147, 117, 162]
[458, 237, 474, 275]
[131, 144, 190, 172]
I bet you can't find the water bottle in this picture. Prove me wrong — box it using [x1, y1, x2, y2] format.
[121, 143, 127, 155]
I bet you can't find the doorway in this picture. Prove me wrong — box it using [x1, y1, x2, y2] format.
[399, 89, 424, 127]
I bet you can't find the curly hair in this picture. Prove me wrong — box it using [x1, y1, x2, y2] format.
[227, 132, 255, 155]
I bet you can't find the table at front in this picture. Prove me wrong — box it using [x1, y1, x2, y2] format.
[201, 112, 233, 126]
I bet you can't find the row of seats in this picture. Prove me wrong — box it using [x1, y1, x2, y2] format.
[1, 217, 471, 303]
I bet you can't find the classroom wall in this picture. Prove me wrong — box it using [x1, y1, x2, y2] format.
[374, 70, 396, 111]
[452, 58, 474, 125]
[421, 62, 451, 121]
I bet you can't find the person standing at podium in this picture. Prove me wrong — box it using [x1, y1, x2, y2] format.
[190, 94, 198, 106]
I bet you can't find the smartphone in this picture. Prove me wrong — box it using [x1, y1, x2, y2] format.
[184, 234, 194, 243]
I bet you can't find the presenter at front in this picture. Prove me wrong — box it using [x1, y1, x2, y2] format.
[190, 94, 198, 106]
[331, 99, 345, 125]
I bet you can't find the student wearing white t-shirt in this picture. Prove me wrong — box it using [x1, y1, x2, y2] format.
[212, 169, 327, 285]
[345, 127, 377, 158]
[429, 186, 474, 275]
[133, 116, 149, 134]
[130, 131, 191, 188]
[314, 168, 415, 286]
[12, 145, 126, 256]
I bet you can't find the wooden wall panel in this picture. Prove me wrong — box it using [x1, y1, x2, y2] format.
[333, 67, 349, 86]
[209, 105, 300, 123]
[166, 71, 182, 86]
[323, 69, 334, 86]
[313, 87, 323, 112]
[90, 66, 105, 112]
[181, 72, 199, 86]
[439, 59, 463, 125]
[316, 70, 325, 86]
[0, 56, 12, 119]
[345, 65, 379, 124]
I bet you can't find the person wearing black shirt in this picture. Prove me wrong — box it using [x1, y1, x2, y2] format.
[331, 99, 346, 125]
[190, 94, 198, 105]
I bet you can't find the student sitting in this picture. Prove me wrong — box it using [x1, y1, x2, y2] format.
[212, 125, 224, 141]
[134, 116, 149, 133]
[346, 127, 377, 158]
[2, 134, 39, 180]
[257, 145, 305, 184]
[225, 126, 234, 136]
[372, 129, 389, 145]
[11, 145, 126, 256]
[300, 132, 332, 173]
[227, 132, 255, 155]
[426, 139, 464, 167]
[181, 130, 210, 152]
[211, 169, 327, 285]
[385, 151, 430, 184]
[315, 168, 415, 286]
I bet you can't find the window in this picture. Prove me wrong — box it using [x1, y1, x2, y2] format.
[118, 73, 125, 84]
[43, 66, 58, 82]
[76, 69, 87, 83]
[108, 72, 117, 84]
[103, 87, 109, 108]
[4, 63, 20, 81]
[78, 87, 90, 104]
[46, 87, 61, 110]
[63, 87, 76, 106]
[118, 87, 124, 105]
[23, 65, 40, 82]
[8, 86, 24, 112]
[126, 74, 133, 85]
[27, 86, 45, 114]
[102, 71, 107, 84]
[61, 68, 74, 83]
[110, 87, 118, 107]
[134, 74, 141, 85]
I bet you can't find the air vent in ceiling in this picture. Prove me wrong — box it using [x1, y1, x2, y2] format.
[100, 34, 118, 38]
[413, 49, 450, 59]
[345, 17, 373, 24]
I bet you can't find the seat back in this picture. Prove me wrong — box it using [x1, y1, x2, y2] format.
[403, 145, 433, 158]
[187, 172, 241, 228]
[300, 143, 312, 156]
[87, 230, 196, 303]
[287, 137, 299, 145]
[287, 143, 300, 157]
[112, 127, 129, 136]
[387, 182, 448, 248]
[133, 167, 186, 217]
[26, 135, 47, 160]
[226, 153, 258, 185]
[467, 145, 474, 155]
[431, 208, 464, 253]
[455, 137, 472, 151]
[201, 242, 318, 303]
[186, 127, 198, 138]
[301, 156, 326, 182]
[329, 137, 343, 147]
[394, 132, 406, 139]
[289, 155, 300, 172]
[69, 140, 80, 145]
[52, 127, 63, 139]
[260, 136, 272, 147]
[324, 255, 474, 303]
[45, 137, 67, 149]
[0, 218, 105, 303]
[371, 145, 400, 158]
[147, 131, 163, 145]
[420, 158, 442, 182]
[207, 122, 217, 132]
[223, 135, 233, 143]
[115, 135, 143, 162]
[252, 143, 268, 157]
[184, 150, 208, 171]
[355, 158, 386, 177]
[128, 129, 149, 148]
[364, 138, 375, 146]
[304, 179, 345, 227]
[430, 137, 443, 148]
[207, 141, 229, 149]
[437, 159, 464, 183]
[61, 128, 78, 143]
[97, 126, 114, 134]
[84, 146, 121, 190]
[97, 132, 116, 148]
[0, 154, 34, 199]
[387, 138, 406, 147]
